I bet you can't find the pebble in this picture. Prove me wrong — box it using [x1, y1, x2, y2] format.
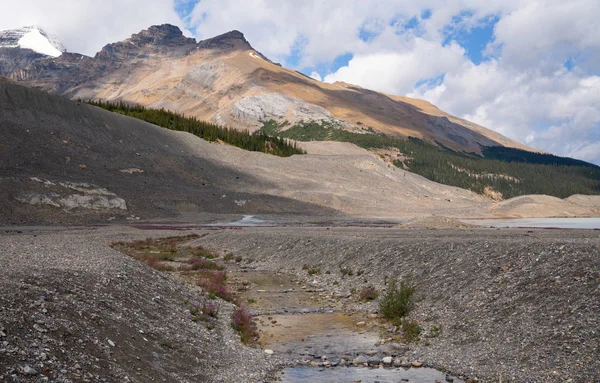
[264, 349, 274, 355]
[353, 355, 367, 365]
[412, 361, 424, 367]
[107, 339, 115, 347]
[22, 365, 38, 375]
[381, 356, 392, 365]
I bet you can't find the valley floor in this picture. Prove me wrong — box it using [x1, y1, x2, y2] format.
[0, 222, 598, 382]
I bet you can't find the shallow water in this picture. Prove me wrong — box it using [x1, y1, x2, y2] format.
[463, 217, 600, 229]
[229, 269, 466, 382]
[281, 367, 465, 383]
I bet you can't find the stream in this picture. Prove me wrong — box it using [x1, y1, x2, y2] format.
[227, 268, 465, 383]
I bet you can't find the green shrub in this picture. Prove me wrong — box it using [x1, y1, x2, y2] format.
[401, 319, 422, 343]
[379, 278, 416, 323]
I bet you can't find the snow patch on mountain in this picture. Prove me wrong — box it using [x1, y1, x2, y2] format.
[0, 26, 65, 57]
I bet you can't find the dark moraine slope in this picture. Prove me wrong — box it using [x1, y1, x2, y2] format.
[0, 78, 333, 225]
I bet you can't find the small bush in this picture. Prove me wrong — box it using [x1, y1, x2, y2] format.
[196, 271, 234, 302]
[231, 307, 258, 344]
[223, 253, 234, 262]
[379, 278, 416, 323]
[235, 256, 243, 263]
[340, 266, 353, 277]
[303, 264, 321, 275]
[202, 302, 220, 318]
[193, 246, 216, 259]
[401, 319, 422, 343]
[359, 287, 379, 302]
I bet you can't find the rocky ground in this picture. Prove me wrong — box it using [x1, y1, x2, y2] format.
[0, 227, 281, 382]
[198, 225, 600, 383]
[1, 224, 598, 383]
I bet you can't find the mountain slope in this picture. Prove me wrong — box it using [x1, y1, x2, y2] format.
[0, 24, 531, 154]
[2, 79, 599, 224]
[0, 78, 333, 224]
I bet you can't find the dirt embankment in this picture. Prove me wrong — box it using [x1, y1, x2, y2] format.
[0, 227, 280, 382]
[198, 226, 600, 383]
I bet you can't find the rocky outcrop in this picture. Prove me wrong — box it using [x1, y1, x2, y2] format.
[231, 92, 334, 123]
[15, 178, 127, 211]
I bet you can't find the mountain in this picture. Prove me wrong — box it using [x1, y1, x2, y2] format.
[0, 24, 530, 154]
[0, 26, 64, 57]
[3, 78, 599, 225]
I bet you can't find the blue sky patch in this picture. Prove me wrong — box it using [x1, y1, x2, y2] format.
[443, 13, 498, 64]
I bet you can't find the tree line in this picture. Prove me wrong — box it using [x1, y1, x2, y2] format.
[85, 100, 305, 157]
[261, 120, 600, 199]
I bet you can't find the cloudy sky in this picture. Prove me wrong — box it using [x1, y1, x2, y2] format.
[2, 0, 599, 165]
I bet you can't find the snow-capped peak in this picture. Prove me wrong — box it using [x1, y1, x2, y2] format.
[0, 26, 65, 57]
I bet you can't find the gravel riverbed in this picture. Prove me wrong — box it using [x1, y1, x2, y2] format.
[1, 225, 598, 383]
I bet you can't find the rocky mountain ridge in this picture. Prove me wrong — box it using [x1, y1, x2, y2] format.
[0, 26, 64, 56]
[0, 24, 532, 154]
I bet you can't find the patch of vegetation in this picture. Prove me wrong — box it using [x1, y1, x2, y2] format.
[112, 235, 235, 303]
[428, 324, 442, 338]
[235, 256, 243, 263]
[195, 271, 234, 302]
[302, 264, 321, 275]
[379, 278, 416, 324]
[223, 252, 234, 262]
[181, 258, 225, 271]
[189, 302, 220, 326]
[191, 246, 216, 259]
[260, 119, 600, 199]
[247, 298, 256, 304]
[86, 100, 305, 157]
[359, 287, 379, 302]
[231, 306, 258, 344]
[401, 319, 422, 343]
[111, 234, 201, 271]
[340, 266, 354, 277]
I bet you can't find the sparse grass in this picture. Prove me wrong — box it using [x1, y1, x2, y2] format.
[223, 252, 234, 262]
[340, 266, 353, 277]
[302, 264, 321, 275]
[111, 234, 204, 272]
[181, 258, 225, 271]
[379, 278, 416, 324]
[202, 302, 220, 318]
[191, 246, 217, 259]
[231, 306, 258, 344]
[428, 324, 442, 338]
[195, 271, 235, 303]
[235, 256, 243, 263]
[247, 298, 256, 304]
[359, 287, 379, 302]
[401, 319, 422, 343]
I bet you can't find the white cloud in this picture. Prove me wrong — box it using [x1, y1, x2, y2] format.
[324, 38, 466, 95]
[309, 71, 322, 81]
[0, 0, 185, 56]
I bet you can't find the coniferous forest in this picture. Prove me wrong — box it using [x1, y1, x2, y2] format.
[85, 100, 305, 157]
